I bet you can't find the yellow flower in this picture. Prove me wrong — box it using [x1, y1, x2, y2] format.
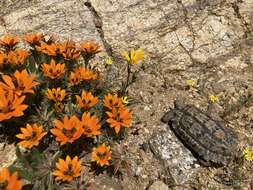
[121, 96, 129, 105]
[122, 48, 145, 64]
[243, 148, 253, 161]
[105, 58, 113, 65]
[209, 95, 218, 103]
[186, 79, 197, 87]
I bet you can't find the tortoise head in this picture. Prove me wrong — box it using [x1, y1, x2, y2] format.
[161, 100, 185, 123]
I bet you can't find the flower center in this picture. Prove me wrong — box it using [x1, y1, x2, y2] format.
[25, 131, 37, 141]
[97, 152, 106, 159]
[63, 128, 76, 138]
[0, 180, 8, 189]
[63, 163, 73, 176]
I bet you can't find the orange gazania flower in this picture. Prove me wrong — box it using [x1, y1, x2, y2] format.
[74, 66, 97, 81]
[53, 155, 81, 182]
[16, 124, 47, 149]
[0, 168, 23, 190]
[41, 59, 65, 79]
[50, 115, 83, 145]
[7, 49, 29, 65]
[76, 91, 98, 109]
[106, 107, 132, 134]
[46, 88, 66, 102]
[81, 112, 101, 137]
[69, 71, 81, 86]
[0, 69, 39, 96]
[58, 41, 80, 60]
[36, 43, 59, 56]
[24, 33, 44, 46]
[0, 51, 7, 66]
[91, 143, 112, 167]
[80, 41, 101, 57]
[0, 88, 28, 122]
[103, 93, 123, 110]
[0, 35, 20, 49]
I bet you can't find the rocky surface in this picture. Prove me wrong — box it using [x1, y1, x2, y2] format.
[149, 129, 199, 183]
[1, 0, 253, 189]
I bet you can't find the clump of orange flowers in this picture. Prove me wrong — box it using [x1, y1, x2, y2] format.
[0, 168, 23, 190]
[103, 93, 132, 134]
[0, 33, 138, 186]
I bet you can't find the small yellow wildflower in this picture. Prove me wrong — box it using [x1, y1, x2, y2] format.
[209, 95, 218, 103]
[121, 96, 129, 105]
[105, 58, 113, 65]
[243, 148, 253, 161]
[186, 79, 197, 88]
[122, 48, 145, 64]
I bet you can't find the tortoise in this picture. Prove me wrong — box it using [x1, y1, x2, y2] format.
[161, 100, 239, 166]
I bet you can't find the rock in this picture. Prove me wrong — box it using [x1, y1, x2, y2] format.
[90, 175, 122, 190]
[0, 143, 16, 168]
[149, 128, 199, 183]
[148, 180, 169, 190]
[0, 0, 102, 43]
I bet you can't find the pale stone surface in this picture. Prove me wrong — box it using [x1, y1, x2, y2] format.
[0, 0, 101, 42]
[149, 128, 199, 183]
[0, 143, 16, 168]
[148, 180, 169, 190]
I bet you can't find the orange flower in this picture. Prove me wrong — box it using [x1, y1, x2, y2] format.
[80, 41, 101, 56]
[91, 143, 112, 167]
[50, 115, 83, 145]
[0, 35, 20, 49]
[76, 91, 98, 109]
[0, 69, 39, 96]
[106, 107, 132, 134]
[16, 124, 47, 149]
[46, 88, 66, 102]
[74, 66, 97, 80]
[0, 51, 7, 66]
[81, 112, 101, 137]
[36, 43, 59, 56]
[7, 49, 29, 65]
[24, 33, 44, 45]
[0, 168, 23, 190]
[103, 93, 123, 110]
[69, 71, 81, 86]
[0, 88, 28, 122]
[53, 155, 81, 182]
[58, 41, 80, 60]
[41, 59, 65, 79]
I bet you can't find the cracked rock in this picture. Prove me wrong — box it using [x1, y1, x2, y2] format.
[149, 127, 199, 183]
